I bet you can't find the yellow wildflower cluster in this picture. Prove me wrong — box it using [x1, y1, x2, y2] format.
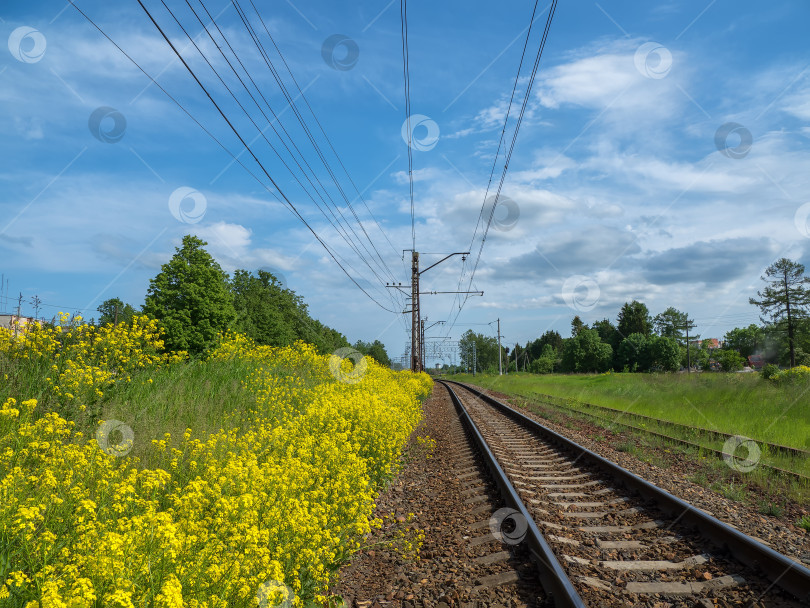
[770, 364, 810, 383]
[0, 331, 432, 607]
[0, 313, 186, 412]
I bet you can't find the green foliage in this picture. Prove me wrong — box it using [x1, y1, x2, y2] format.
[711, 480, 748, 502]
[647, 335, 681, 371]
[724, 324, 764, 359]
[231, 269, 299, 347]
[768, 365, 810, 384]
[617, 333, 648, 372]
[757, 501, 784, 517]
[571, 315, 587, 337]
[616, 334, 680, 372]
[617, 300, 652, 338]
[653, 307, 688, 341]
[143, 244, 350, 357]
[798, 515, 810, 531]
[761, 363, 780, 380]
[459, 330, 501, 373]
[97, 298, 137, 326]
[560, 329, 612, 373]
[592, 318, 619, 347]
[143, 235, 236, 355]
[527, 331, 563, 361]
[529, 343, 557, 374]
[353, 339, 391, 367]
[749, 258, 810, 367]
[716, 348, 745, 372]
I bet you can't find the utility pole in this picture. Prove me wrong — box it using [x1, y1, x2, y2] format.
[420, 318, 426, 372]
[411, 251, 420, 372]
[30, 295, 42, 323]
[114, 304, 119, 327]
[682, 318, 697, 373]
[14, 292, 22, 338]
[391, 250, 477, 373]
[472, 341, 477, 376]
[497, 318, 503, 376]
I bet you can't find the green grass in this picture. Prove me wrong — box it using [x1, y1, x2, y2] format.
[2, 351, 265, 468]
[451, 372, 810, 451]
[757, 501, 785, 517]
[711, 479, 749, 502]
[94, 357, 260, 465]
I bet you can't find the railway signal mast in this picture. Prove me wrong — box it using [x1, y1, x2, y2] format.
[390, 250, 481, 372]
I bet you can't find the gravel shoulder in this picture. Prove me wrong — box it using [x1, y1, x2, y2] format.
[332, 384, 545, 608]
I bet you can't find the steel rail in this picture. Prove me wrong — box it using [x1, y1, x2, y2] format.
[439, 380, 586, 608]
[445, 380, 810, 602]
[511, 393, 809, 483]
[521, 389, 810, 459]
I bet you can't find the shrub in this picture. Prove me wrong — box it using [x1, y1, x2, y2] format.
[771, 365, 810, 383]
[717, 349, 745, 372]
[761, 363, 780, 380]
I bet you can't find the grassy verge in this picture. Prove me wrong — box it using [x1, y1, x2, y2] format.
[450, 372, 810, 450]
[458, 377, 809, 511]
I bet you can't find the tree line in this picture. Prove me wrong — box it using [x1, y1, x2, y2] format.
[90, 235, 391, 364]
[456, 258, 810, 374]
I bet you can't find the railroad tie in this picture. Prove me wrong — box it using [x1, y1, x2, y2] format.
[625, 574, 746, 596]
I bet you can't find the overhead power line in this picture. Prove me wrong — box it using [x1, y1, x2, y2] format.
[160, 0, 401, 313]
[445, 0, 559, 336]
[69, 0, 400, 313]
[400, 0, 415, 251]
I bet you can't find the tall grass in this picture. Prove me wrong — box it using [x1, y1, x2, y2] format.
[1, 324, 432, 607]
[453, 372, 810, 450]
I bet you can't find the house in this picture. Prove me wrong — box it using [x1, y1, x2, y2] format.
[699, 338, 721, 350]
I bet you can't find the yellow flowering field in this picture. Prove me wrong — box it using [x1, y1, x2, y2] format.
[0, 318, 432, 607]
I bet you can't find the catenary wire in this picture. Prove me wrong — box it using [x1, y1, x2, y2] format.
[68, 0, 399, 313]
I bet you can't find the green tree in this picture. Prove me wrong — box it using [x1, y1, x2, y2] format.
[616, 333, 648, 372]
[231, 268, 350, 354]
[308, 321, 350, 355]
[529, 343, 557, 374]
[459, 330, 500, 373]
[617, 300, 652, 338]
[571, 315, 587, 336]
[653, 307, 688, 341]
[231, 269, 297, 346]
[560, 329, 612, 373]
[723, 324, 764, 359]
[143, 235, 236, 355]
[749, 258, 810, 367]
[97, 298, 137, 326]
[527, 330, 563, 360]
[354, 339, 391, 367]
[592, 318, 617, 344]
[646, 336, 681, 372]
[716, 349, 745, 372]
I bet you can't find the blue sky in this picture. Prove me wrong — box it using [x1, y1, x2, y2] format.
[2, 0, 810, 365]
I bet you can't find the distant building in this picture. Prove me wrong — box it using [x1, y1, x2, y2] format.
[699, 338, 721, 350]
[0, 314, 41, 333]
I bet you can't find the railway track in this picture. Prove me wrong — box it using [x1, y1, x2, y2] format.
[504, 393, 810, 484]
[518, 389, 809, 460]
[505, 390, 809, 483]
[439, 380, 810, 608]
